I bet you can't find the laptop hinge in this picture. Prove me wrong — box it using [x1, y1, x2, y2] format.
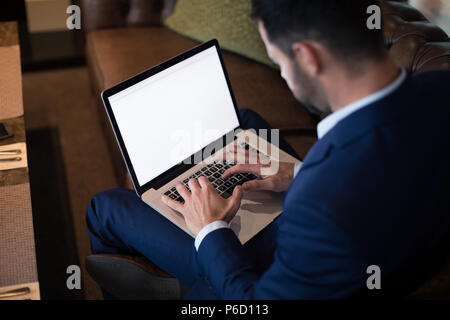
[149, 130, 240, 191]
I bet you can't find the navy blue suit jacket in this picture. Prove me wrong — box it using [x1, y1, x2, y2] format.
[194, 71, 450, 299]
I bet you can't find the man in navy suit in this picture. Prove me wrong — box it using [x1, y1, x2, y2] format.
[86, 0, 450, 299]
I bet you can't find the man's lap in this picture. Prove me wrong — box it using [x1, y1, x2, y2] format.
[86, 188, 201, 286]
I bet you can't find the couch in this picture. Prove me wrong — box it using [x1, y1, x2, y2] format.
[81, 0, 450, 298]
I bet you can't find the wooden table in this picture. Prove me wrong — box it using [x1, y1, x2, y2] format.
[0, 21, 40, 300]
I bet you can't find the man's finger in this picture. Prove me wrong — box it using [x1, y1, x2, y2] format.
[241, 178, 274, 193]
[231, 184, 243, 204]
[161, 195, 184, 213]
[198, 175, 213, 190]
[221, 163, 262, 180]
[175, 181, 191, 200]
[225, 185, 243, 222]
[188, 178, 201, 193]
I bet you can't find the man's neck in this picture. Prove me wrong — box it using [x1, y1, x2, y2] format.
[325, 58, 401, 112]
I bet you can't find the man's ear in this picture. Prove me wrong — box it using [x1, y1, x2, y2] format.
[292, 42, 321, 76]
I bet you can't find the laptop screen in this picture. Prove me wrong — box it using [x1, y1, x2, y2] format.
[108, 46, 240, 187]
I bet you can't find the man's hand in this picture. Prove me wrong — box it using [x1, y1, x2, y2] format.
[161, 176, 243, 236]
[220, 146, 295, 193]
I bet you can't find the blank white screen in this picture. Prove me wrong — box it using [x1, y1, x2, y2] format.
[108, 47, 240, 187]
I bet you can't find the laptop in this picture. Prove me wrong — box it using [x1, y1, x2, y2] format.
[101, 39, 301, 244]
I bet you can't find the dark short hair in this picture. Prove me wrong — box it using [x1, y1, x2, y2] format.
[251, 0, 387, 63]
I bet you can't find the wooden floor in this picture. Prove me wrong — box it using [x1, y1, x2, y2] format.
[22, 67, 119, 300]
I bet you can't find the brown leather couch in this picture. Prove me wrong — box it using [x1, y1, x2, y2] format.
[81, 0, 450, 298]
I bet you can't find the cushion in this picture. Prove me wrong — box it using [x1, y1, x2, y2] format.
[164, 0, 276, 68]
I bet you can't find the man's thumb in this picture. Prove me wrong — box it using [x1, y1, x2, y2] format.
[232, 185, 243, 203]
[225, 186, 243, 222]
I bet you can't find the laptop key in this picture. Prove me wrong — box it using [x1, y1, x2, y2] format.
[170, 187, 176, 193]
[213, 173, 221, 179]
[169, 194, 177, 200]
[221, 191, 232, 199]
[215, 179, 224, 185]
[204, 171, 212, 177]
[164, 190, 171, 196]
[209, 167, 218, 173]
[221, 184, 242, 199]
[218, 185, 226, 192]
[175, 196, 185, 203]
[208, 176, 215, 183]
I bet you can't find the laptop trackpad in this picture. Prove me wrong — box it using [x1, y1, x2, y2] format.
[230, 191, 284, 244]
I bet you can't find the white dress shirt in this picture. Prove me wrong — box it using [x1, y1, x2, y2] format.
[194, 69, 407, 251]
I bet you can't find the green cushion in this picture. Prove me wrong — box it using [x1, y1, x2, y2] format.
[164, 0, 276, 68]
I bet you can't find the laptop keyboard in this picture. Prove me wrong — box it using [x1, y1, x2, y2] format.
[163, 143, 259, 203]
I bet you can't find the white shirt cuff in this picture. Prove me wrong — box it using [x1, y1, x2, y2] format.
[194, 220, 230, 251]
[293, 162, 302, 178]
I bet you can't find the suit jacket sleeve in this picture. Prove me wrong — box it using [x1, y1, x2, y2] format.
[196, 199, 368, 299]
